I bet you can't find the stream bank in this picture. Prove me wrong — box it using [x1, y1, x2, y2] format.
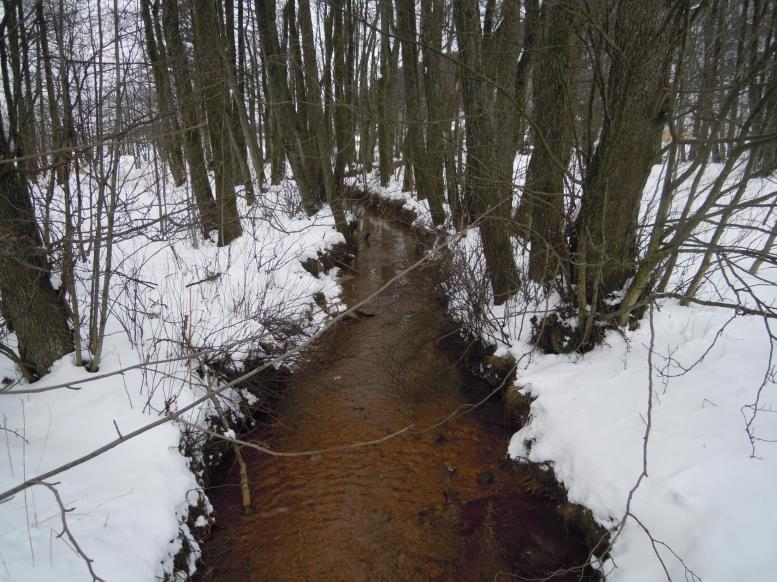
[194, 213, 598, 580]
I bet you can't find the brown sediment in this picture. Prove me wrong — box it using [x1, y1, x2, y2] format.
[195, 215, 596, 581]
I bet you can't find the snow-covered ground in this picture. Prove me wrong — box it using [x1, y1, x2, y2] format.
[0, 159, 344, 581]
[364, 158, 777, 580]
[3, 152, 775, 581]
[346, 169, 440, 231]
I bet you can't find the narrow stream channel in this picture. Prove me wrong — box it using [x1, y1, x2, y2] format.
[197, 215, 591, 581]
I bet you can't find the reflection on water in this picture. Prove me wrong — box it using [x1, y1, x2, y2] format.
[197, 216, 590, 581]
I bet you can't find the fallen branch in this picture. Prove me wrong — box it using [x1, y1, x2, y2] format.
[38, 482, 105, 582]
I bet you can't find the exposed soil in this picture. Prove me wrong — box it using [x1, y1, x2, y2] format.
[195, 215, 594, 581]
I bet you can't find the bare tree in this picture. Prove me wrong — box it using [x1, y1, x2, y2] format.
[574, 0, 681, 305]
[454, 0, 521, 303]
[519, 0, 575, 284]
[191, 0, 242, 245]
[160, 0, 219, 236]
[0, 131, 72, 379]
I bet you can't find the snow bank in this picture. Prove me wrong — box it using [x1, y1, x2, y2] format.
[440, 159, 777, 580]
[346, 168, 438, 230]
[508, 300, 777, 580]
[0, 159, 344, 581]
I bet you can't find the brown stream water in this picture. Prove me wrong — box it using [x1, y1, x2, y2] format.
[197, 215, 590, 581]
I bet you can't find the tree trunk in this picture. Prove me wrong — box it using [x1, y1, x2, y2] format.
[512, 0, 539, 153]
[357, 10, 378, 171]
[333, 0, 357, 176]
[10, 0, 38, 175]
[395, 0, 424, 193]
[0, 133, 71, 379]
[35, 1, 67, 185]
[575, 0, 678, 297]
[377, 0, 396, 187]
[191, 0, 242, 245]
[454, 0, 521, 304]
[256, 0, 320, 212]
[285, 0, 324, 202]
[416, 0, 446, 225]
[298, 0, 352, 242]
[140, 0, 186, 186]
[691, 0, 724, 164]
[522, 0, 574, 283]
[332, 1, 351, 185]
[260, 65, 286, 185]
[222, 0, 256, 205]
[161, 0, 218, 236]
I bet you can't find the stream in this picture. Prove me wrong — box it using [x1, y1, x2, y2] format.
[196, 215, 591, 581]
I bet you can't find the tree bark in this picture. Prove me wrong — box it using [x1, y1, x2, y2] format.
[298, 0, 352, 242]
[0, 132, 72, 379]
[256, 0, 320, 212]
[191, 0, 242, 245]
[377, 0, 397, 187]
[285, 0, 324, 200]
[140, 0, 186, 186]
[420, 0, 449, 227]
[575, 0, 678, 297]
[512, 0, 539, 153]
[332, 1, 351, 185]
[161, 0, 218, 236]
[522, 0, 574, 283]
[454, 0, 521, 304]
[357, 9, 378, 171]
[35, 1, 67, 185]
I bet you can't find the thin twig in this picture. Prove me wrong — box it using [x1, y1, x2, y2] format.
[37, 482, 105, 582]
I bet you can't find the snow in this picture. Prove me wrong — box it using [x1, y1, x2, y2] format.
[366, 158, 777, 580]
[3, 148, 776, 580]
[0, 158, 344, 581]
[508, 301, 777, 580]
[346, 168, 438, 230]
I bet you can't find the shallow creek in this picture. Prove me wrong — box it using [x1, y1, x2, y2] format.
[196, 215, 590, 581]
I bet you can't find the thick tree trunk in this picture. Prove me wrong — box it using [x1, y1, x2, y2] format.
[260, 66, 286, 185]
[357, 9, 377, 172]
[522, 0, 574, 283]
[396, 0, 426, 198]
[454, 0, 521, 304]
[443, 59, 463, 227]
[222, 55, 263, 205]
[8, 0, 38, 175]
[35, 1, 67, 185]
[575, 0, 678, 297]
[752, 2, 777, 175]
[191, 0, 242, 245]
[220, 0, 255, 205]
[332, 1, 352, 185]
[691, 0, 724, 164]
[256, 0, 319, 212]
[161, 0, 218, 237]
[484, 0, 522, 229]
[512, 0, 539, 153]
[333, 0, 357, 175]
[285, 0, 324, 203]
[0, 134, 72, 379]
[377, 0, 397, 187]
[420, 0, 448, 227]
[298, 0, 352, 242]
